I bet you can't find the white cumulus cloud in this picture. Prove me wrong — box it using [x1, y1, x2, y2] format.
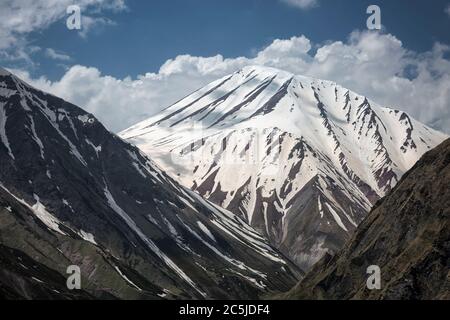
[12, 31, 450, 135]
[0, 0, 126, 64]
[280, 0, 319, 10]
[45, 48, 71, 61]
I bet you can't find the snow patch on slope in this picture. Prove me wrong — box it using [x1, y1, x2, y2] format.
[113, 266, 142, 292]
[103, 184, 206, 297]
[0, 103, 15, 160]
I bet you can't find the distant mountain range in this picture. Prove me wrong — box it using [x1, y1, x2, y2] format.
[120, 65, 447, 271]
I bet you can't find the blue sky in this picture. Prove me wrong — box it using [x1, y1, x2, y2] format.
[5, 0, 450, 79]
[1, 0, 450, 133]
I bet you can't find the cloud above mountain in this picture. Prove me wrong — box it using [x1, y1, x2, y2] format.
[280, 0, 319, 10]
[45, 48, 71, 61]
[13, 31, 450, 134]
[0, 0, 126, 64]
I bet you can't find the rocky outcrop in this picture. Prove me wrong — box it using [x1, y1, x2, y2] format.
[285, 139, 450, 300]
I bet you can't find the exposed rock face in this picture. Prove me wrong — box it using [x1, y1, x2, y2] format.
[0, 67, 300, 300]
[285, 139, 450, 300]
[121, 65, 447, 271]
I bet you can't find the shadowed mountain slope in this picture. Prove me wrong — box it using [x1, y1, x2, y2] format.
[285, 138, 450, 300]
[0, 67, 300, 300]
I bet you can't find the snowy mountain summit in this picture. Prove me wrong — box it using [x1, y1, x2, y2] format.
[121, 65, 447, 271]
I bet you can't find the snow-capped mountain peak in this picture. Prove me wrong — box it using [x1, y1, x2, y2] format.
[121, 65, 447, 271]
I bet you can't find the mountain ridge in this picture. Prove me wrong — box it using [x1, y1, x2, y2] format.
[284, 138, 450, 300]
[0, 67, 300, 299]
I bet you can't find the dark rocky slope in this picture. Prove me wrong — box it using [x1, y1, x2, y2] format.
[0, 243, 93, 300]
[0, 67, 300, 300]
[285, 138, 450, 300]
